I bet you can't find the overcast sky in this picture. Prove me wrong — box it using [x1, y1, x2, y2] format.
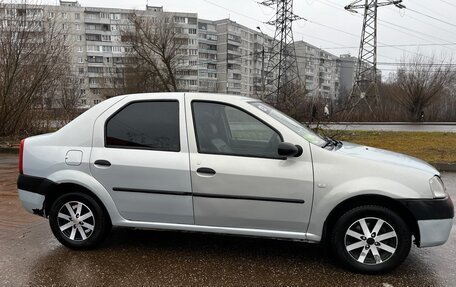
[60, 0, 456, 74]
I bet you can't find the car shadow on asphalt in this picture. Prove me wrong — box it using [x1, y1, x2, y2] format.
[26, 227, 444, 286]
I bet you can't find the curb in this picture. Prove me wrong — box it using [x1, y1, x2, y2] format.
[432, 163, 456, 173]
[0, 148, 19, 154]
[317, 122, 456, 126]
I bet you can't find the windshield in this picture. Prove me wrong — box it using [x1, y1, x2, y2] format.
[250, 102, 326, 146]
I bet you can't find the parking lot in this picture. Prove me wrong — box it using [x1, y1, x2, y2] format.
[1, 153, 455, 286]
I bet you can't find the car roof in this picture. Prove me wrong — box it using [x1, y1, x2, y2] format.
[186, 92, 255, 102]
[122, 92, 256, 103]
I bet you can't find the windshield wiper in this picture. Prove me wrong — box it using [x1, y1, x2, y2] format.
[330, 136, 343, 147]
[322, 137, 335, 149]
[322, 136, 343, 149]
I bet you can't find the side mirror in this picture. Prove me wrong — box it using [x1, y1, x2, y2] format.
[278, 142, 303, 158]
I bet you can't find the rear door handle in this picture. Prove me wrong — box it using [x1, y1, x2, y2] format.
[94, 159, 111, 167]
[196, 167, 216, 175]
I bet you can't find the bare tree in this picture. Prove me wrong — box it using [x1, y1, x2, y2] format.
[391, 55, 456, 121]
[54, 74, 84, 123]
[101, 55, 164, 98]
[121, 13, 184, 93]
[273, 82, 312, 122]
[0, 2, 70, 136]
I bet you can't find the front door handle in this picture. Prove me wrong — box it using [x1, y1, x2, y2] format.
[94, 159, 111, 167]
[196, 167, 216, 175]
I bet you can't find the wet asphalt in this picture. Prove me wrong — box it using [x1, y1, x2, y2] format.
[0, 153, 455, 286]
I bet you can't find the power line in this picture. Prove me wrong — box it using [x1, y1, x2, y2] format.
[252, 50, 456, 66]
[295, 13, 422, 60]
[439, 0, 456, 9]
[293, 53, 456, 66]
[410, 1, 454, 21]
[201, 0, 264, 23]
[201, 0, 450, 64]
[320, 0, 456, 55]
[377, 18, 456, 53]
[202, 0, 357, 44]
[260, 0, 303, 102]
[306, 19, 359, 38]
[405, 7, 456, 29]
[344, 0, 404, 107]
[323, 42, 456, 49]
[320, 0, 450, 58]
[387, 6, 456, 38]
[295, 32, 348, 48]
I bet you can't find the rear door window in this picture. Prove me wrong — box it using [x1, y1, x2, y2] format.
[105, 101, 180, 151]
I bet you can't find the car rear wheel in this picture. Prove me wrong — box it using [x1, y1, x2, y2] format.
[49, 192, 111, 249]
[331, 205, 411, 274]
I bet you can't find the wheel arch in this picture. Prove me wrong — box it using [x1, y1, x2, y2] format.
[322, 194, 420, 245]
[45, 169, 124, 224]
[44, 182, 112, 226]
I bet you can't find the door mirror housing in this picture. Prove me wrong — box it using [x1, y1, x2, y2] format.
[278, 142, 303, 158]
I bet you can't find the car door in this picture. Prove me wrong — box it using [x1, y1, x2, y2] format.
[186, 96, 314, 233]
[90, 95, 193, 224]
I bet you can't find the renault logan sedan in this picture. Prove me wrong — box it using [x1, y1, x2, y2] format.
[17, 93, 453, 274]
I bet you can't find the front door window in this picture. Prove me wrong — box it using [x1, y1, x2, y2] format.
[192, 101, 282, 159]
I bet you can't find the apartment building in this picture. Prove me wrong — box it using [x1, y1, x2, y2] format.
[172, 11, 200, 93]
[338, 53, 382, 98]
[197, 19, 218, 93]
[212, 19, 276, 97]
[1, 0, 358, 107]
[54, 2, 199, 107]
[339, 54, 357, 96]
[79, 4, 133, 106]
[295, 41, 340, 101]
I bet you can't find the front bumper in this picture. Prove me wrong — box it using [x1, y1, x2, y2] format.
[400, 196, 454, 247]
[417, 218, 453, 247]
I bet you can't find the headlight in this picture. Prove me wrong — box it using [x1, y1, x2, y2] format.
[429, 176, 447, 199]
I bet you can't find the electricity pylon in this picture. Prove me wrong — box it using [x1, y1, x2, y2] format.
[345, 0, 405, 106]
[259, 0, 303, 105]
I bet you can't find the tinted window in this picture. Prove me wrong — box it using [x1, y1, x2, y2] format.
[106, 101, 180, 151]
[250, 102, 326, 146]
[192, 102, 282, 158]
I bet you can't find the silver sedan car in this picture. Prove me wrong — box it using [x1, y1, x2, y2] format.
[17, 93, 453, 274]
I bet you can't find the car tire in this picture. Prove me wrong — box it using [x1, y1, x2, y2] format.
[49, 192, 111, 250]
[331, 205, 411, 274]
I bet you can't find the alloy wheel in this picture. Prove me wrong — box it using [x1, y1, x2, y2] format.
[57, 201, 95, 241]
[344, 217, 398, 265]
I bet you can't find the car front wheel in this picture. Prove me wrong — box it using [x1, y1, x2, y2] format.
[331, 205, 412, 274]
[49, 192, 111, 249]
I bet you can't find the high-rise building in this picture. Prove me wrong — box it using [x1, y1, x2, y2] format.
[339, 54, 357, 97]
[338, 53, 382, 99]
[295, 41, 340, 101]
[197, 19, 218, 93]
[77, 3, 199, 106]
[1, 0, 360, 107]
[212, 19, 275, 97]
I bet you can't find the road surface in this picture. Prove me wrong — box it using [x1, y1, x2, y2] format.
[0, 153, 455, 286]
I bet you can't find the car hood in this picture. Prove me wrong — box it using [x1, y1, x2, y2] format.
[336, 141, 439, 175]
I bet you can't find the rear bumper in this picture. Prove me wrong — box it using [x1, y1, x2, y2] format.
[17, 174, 56, 217]
[18, 189, 45, 216]
[17, 174, 55, 196]
[399, 196, 454, 247]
